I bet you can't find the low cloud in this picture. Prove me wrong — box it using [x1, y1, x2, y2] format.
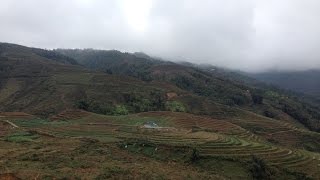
[1, 0, 320, 72]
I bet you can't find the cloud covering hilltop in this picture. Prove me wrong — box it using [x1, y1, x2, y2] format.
[1, 0, 320, 72]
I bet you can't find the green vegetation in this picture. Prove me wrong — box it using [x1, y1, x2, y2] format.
[250, 156, 270, 180]
[1, 43, 320, 132]
[252, 93, 263, 104]
[112, 105, 129, 115]
[58, 47, 320, 132]
[12, 118, 69, 128]
[165, 101, 186, 112]
[1, 43, 320, 179]
[76, 100, 90, 111]
[250, 70, 320, 97]
[5, 131, 39, 143]
[1, 111, 320, 179]
[190, 148, 200, 163]
[75, 91, 166, 115]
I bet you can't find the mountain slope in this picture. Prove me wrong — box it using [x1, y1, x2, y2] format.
[58, 48, 320, 132]
[0, 43, 180, 116]
[248, 70, 320, 97]
[1, 43, 320, 179]
[1, 42, 320, 132]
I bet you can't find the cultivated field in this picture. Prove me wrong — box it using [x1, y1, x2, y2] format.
[1, 110, 320, 179]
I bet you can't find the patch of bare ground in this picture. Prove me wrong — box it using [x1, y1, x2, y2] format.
[0, 112, 33, 119]
[0, 173, 20, 180]
[49, 109, 90, 121]
[0, 122, 14, 136]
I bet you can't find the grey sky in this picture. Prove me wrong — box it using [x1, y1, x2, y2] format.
[1, 0, 320, 72]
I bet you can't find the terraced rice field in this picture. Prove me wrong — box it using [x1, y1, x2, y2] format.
[2, 110, 320, 178]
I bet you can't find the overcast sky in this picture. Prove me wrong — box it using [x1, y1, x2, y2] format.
[1, 0, 320, 72]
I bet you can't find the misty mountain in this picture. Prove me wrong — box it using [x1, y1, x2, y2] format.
[1, 42, 320, 132]
[57, 47, 320, 132]
[2, 42, 320, 179]
[3, 1, 320, 178]
[249, 70, 320, 97]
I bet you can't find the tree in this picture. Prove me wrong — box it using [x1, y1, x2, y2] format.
[190, 148, 200, 163]
[250, 156, 270, 180]
[112, 105, 129, 115]
[252, 94, 263, 104]
[77, 100, 89, 111]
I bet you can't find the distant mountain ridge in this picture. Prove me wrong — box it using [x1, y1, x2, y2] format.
[249, 70, 320, 97]
[57, 48, 320, 132]
[0, 42, 319, 133]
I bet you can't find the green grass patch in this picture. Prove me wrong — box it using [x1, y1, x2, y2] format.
[5, 131, 39, 143]
[52, 130, 118, 142]
[12, 118, 70, 128]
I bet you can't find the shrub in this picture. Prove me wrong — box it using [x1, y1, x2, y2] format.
[250, 156, 270, 180]
[77, 100, 90, 111]
[112, 105, 129, 115]
[252, 94, 263, 104]
[165, 101, 186, 112]
[231, 95, 248, 106]
[264, 110, 275, 118]
[190, 148, 200, 163]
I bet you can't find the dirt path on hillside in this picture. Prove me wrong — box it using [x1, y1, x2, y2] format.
[3, 120, 19, 128]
